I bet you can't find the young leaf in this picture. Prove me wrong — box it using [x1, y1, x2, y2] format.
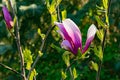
[38, 50, 43, 57]
[38, 28, 45, 40]
[46, 0, 62, 15]
[37, 28, 41, 36]
[12, 15, 17, 29]
[96, 5, 104, 10]
[51, 43, 63, 53]
[94, 46, 103, 61]
[62, 10, 67, 20]
[51, 14, 57, 24]
[77, 48, 90, 60]
[6, 0, 13, 13]
[73, 67, 78, 79]
[29, 69, 37, 80]
[105, 13, 109, 27]
[102, 0, 108, 9]
[96, 29, 104, 42]
[90, 61, 98, 72]
[23, 48, 33, 70]
[76, 48, 82, 59]
[61, 70, 67, 80]
[46, 0, 62, 24]
[62, 51, 70, 67]
[95, 16, 106, 28]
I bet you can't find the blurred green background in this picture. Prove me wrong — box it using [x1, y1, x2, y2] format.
[0, 0, 120, 80]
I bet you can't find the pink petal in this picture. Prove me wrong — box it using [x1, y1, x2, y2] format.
[2, 6, 13, 29]
[63, 19, 81, 33]
[54, 22, 71, 41]
[73, 31, 82, 51]
[87, 24, 97, 39]
[61, 40, 78, 55]
[61, 40, 73, 51]
[82, 24, 97, 54]
[62, 19, 82, 50]
[57, 30, 65, 39]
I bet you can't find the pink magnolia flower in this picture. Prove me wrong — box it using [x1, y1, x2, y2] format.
[2, 6, 13, 29]
[55, 19, 97, 55]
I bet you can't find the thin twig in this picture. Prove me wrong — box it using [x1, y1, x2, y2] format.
[108, 0, 111, 17]
[57, 5, 61, 22]
[27, 25, 55, 79]
[8, 0, 26, 79]
[96, 0, 111, 80]
[69, 67, 74, 80]
[15, 16, 26, 80]
[0, 63, 22, 77]
[96, 29, 107, 80]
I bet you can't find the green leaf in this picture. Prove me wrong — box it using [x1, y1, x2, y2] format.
[94, 46, 103, 61]
[96, 5, 104, 10]
[11, 16, 17, 31]
[51, 43, 63, 53]
[46, 0, 62, 15]
[51, 14, 57, 24]
[6, 0, 13, 13]
[61, 70, 67, 80]
[73, 67, 78, 79]
[29, 69, 37, 80]
[90, 61, 98, 72]
[102, 0, 108, 9]
[56, 0, 62, 7]
[19, 4, 37, 11]
[95, 16, 106, 28]
[96, 29, 104, 42]
[10, 0, 17, 13]
[37, 28, 45, 40]
[76, 48, 82, 59]
[23, 48, 33, 70]
[105, 13, 109, 27]
[62, 51, 70, 67]
[46, 0, 62, 24]
[37, 28, 41, 35]
[102, 0, 109, 27]
[62, 10, 67, 20]
[38, 50, 43, 57]
[77, 48, 90, 60]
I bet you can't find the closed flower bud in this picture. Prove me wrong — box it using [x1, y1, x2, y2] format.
[2, 6, 13, 29]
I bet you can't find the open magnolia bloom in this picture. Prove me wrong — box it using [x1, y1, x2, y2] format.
[55, 19, 97, 55]
[2, 6, 13, 29]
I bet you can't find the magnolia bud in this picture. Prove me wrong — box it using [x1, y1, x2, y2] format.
[2, 6, 13, 29]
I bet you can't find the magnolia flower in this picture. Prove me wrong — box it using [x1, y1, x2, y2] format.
[55, 19, 97, 55]
[2, 6, 13, 29]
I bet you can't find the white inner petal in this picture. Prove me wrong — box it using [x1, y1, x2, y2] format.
[87, 24, 97, 39]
